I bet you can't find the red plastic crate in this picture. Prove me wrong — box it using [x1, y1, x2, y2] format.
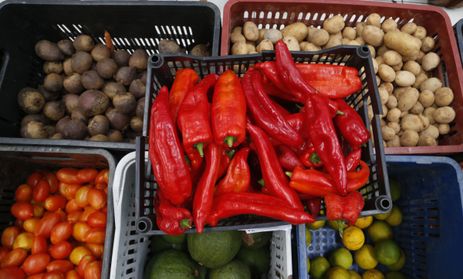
[222, 0, 463, 154]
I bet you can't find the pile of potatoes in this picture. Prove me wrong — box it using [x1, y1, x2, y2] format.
[230, 14, 456, 147]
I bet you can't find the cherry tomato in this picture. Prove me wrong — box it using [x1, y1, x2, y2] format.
[49, 241, 73, 260]
[12, 232, 34, 251]
[86, 211, 106, 229]
[94, 184, 106, 191]
[31, 236, 48, 255]
[76, 255, 94, 277]
[56, 169, 80, 184]
[23, 218, 40, 233]
[84, 261, 101, 279]
[44, 271, 65, 279]
[95, 169, 108, 185]
[44, 173, 59, 194]
[0, 247, 10, 262]
[22, 253, 50, 275]
[11, 202, 34, 221]
[15, 184, 33, 202]
[67, 211, 83, 224]
[74, 187, 90, 208]
[59, 183, 80, 201]
[70, 247, 92, 266]
[28, 172, 44, 188]
[85, 243, 103, 258]
[1, 226, 21, 248]
[65, 270, 81, 279]
[50, 222, 72, 245]
[34, 204, 45, 218]
[36, 212, 62, 238]
[46, 260, 73, 273]
[79, 207, 97, 223]
[72, 222, 91, 242]
[0, 266, 26, 279]
[0, 248, 28, 267]
[44, 196, 67, 212]
[14, 219, 23, 228]
[84, 228, 105, 245]
[65, 200, 80, 213]
[87, 189, 105, 210]
[76, 169, 98, 184]
[33, 180, 51, 203]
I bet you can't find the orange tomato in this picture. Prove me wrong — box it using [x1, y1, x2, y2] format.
[33, 205, 45, 218]
[84, 261, 101, 279]
[31, 236, 48, 255]
[56, 169, 80, 184]
[1, 226, 21, 248]
[22, 253, 50, 275]
[44, 196, 67, 212]
[59, 183, 80, 201]
[84, 228, 105, 245]
[46, 260, 73, 273]
[76, 255, 94, 277]
[72, 223, 91, 242]
[85, 243, 103, 258]
[50, 222, 72, 245]
[76, 169, 98, 184]
[0, 266, 26, 279]
[23, 218, 40, 233]
[27, 172, 44, 188]
[49, 241, 72, 260]
[74, 187, 90, 208]
[44, 271, 65, 279]
[79, 207, 97, 223]
[67, 211, 82, 224]
[15, 184, 33, 202]
[0, 247, 9, 262]
[28, 273, 45, 279]
[11, 202, 34, 221]
[69, 247, 92, 266]
[87, 211, 106, 229]
[44, 173, 59, 194]
[65, 270, 81, 279]
[36, 212, 62, 238]
[65, 200, 80, 213]
[95, 169, 108, 185]
[87, 189, 105, 210]
[33, 180, 51, 203]
[12, 232, 34, 251]
[0, 248, 28, 267]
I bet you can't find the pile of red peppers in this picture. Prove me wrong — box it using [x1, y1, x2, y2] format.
[149, 40, 371, 235]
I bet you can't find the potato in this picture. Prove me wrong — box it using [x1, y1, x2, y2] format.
[21, 121, 48, 139]
[246, 41, 256, 53]
[35, 40, 64, 62]
[299, 42, 320, 51]
[421, 36, 435, 53]
[258, 29, 266, 43]
[282, 22, 308, 42]
[410, 102, 424, 114]
[341, 38, 350, 45]
[43, 101, 65, 121]
[433, 106, 455, 124]
[375, 56, 384, 66]
[434, 87, 454, 107]
[418, 90, 434, 108]
[367, 45, 376, 58]
[308, 28, 329, 47]
[347, 40, 361, 46]
[81, 70, 104, 90]
[384, 30, 422, 57]
[78, 90, 110, 117]
[387, 95, 398, 109]
[325, 36, 342, 48]
[394, 87, 409, 99]
[376, 76, 382, 87]
[18, 88, 45, 114]
[413, 26, 427, 39]
[387, 108, 401, 122]
[130, 79, 146, 99]
[356, 22, 365, 37]
[380, 51, 400, 67]
[342, 27, 356, 40]
[420, 77, 442, 92]
[413, 72, 428, 88]
[387, 135, 401, 147]
[264, 29, 283, 44]
[361, 25, 384, 47]
[391, 62, 403, 72]
[388, 122, 401, 134]
[159, 40, 184, 54]
[421, 52, 440, 71]
[401, 114, 424, 132]
[71, 51, 93, 74]
[230, 29, 245, 44]
[418, 135, 437, 146]
[400, 130, 419, 146]
[419, 115, 431, 130]
[402, 61, 421, 76]
[243, 21, 259, 41]
[366, 13, 381, 27]
[283, 36, 300, 51]
[129, 49, 148, 71]
[395, 71, 416, 87]
[379, 87, 389, 104]
[424, 107, 436, 124]
[354, 37, 365, 45]
[190, 43, 210, 56]
[88, 115, 110, 136]
[231, 42, 248, 55]
[383, 82, 394, 94]
[381, 18, 397, 33]
[43, 62, 63, 75]
[57, 39, 75, 56]
[43, 73, 63, 92]
[323, 15, 345, 34]
[438, 123, 450, 135]
[382, 126, 396, 141]
[421, 125, 439, 139]
[372, 59, 379, 74]
[73, 35, 94, 52]
[91, 44, 111, 62]
[378, 64, 396, 82]
[398, 87, 419, 111]
[416, 51, 425, 63]
[114, 50, 130, 66]
[256, 39, 274, 52]
[401, 22, 417, 34]
[63, 59, 73, 76]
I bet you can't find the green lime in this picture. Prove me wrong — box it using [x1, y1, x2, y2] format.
[325, 266, 350, 279]
[355, 244, 378, 270]
[367, 221, 393, 242]
[385, 206, 402, 227]
[306, 228, 312, 246]
[329, 247, 353, 269]
[309, 256, 330, 279]
[386, 271, 407, 279]
[342, 226, 365, 251]
[374, 239, 400, 266]
[374, 211, 391, 221]
[328, 220, 346, 231]
[355, 216, 373, 229]
[349, 270, 362, 279]
[390, 180, 401, 202]
[363, 269, 385, 279]
[387, 249, 405, 271]
[307, 257, 310, 273]
[309, 220, 326, 230]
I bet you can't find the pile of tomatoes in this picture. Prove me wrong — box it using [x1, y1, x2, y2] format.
[0, 168, 109, 279]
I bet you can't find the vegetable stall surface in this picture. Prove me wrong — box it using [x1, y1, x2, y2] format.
[149, 41, 373, 235]
[0, 168, 109, 278]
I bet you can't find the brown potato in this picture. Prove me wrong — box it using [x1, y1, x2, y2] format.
[88, 115, 110, 136]
[103, 82, 127, 99]
[129, 49, 148, 70]
[35, 40, 64, 62]
[18, 88, 45, 114]
[56, 117, 88, 139]
[43, 101, 65, 121]
[73, 34, 94, 52]
[129, 79, 146, 99]
[81, 70, 104, 90]
[43, 62, 63, 74]
[114, 49, 130, 66]
[43, 73, 63, 92]
[57, 39, 75, 56]
[71, 51, 93, 74]
[63, 73, 84, 94]
[115, 66, 137, 86]
[21, 121, 48, 139]
[91, 44, 111, 62]
[113, 92, 136, 114]
[78, 90, 110, 116]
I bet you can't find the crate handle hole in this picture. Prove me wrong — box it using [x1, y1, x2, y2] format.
[136, 217, 151, 233]
[150, 55, 164, 68]
[357, 46, 371, 59]
[376, 195, 392, 212]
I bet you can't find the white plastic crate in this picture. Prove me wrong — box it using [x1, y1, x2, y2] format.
[110, 152, 293, 279]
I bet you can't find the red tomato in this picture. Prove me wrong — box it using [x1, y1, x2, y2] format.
[74, 187, 90, 208]
[1, 226, 21, 248]
[0, 266, 26, 279]
[49, 241, 72, 260]
[84, 229, 105, 245]
[59, 183, 80, 201]
[72, 223, 91, 242]
[0, 248, 28, 267]
[65, 200, 80, 213]
[12, 232, 34, 251]
[70, 247, 92, 266]
[33, 205, 45, 218]
[28, 172, 44, 188]
[36, 212, 62, 238]
[50, 222, 72, 245]
[28, 273, 45, 279]
[95, 170, 108, 185]
[11, 202, 34, 221]
[56, 169, 80, 184]
[84, 261, 101, 279]
[86, 211, 106, 229]
[23, 218, 40, 233]
[87, 189, 105, 210]
[15, 184, 33, 202]
[94, 184, 106, 191]
[76, 169, 98, 184]
[44, 196, 67, 212]
[65, 270, 81, 279]
[85, 243, 103, 258]
[79, 207, 97, 223]
[31, 236, 48, 255]
[67, 211, 83, 224]
[33, 180, 51, 203]
[22, 253, 50, 275]
[44, 271, 65, 279]
[44, 173, 59, 194]
[75, 255, 94, 277]
[0, 247, 9, 262]
[46, 260, 73, 273]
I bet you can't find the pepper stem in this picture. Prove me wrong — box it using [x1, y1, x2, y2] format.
[195, 143, 204, 157]
[184, 155, 191, 165]
[180, 219, 192, 229]
[285, 171, 293, 178]
[227, 149, 236, 159]
[310, 152, 321, 164]
[336, 110, 345, 116]
[258, 179, 265, 186]
[225, 136, 236, 148]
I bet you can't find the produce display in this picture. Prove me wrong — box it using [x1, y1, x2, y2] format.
[0, 168, 109, 278]
[149, 40, 373, 235]
[145, 230, 271, 279]
[230, 13, 456, 147]
[304, 180, 407, 279]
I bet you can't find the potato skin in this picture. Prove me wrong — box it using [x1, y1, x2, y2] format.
[35, 40, 64, 62]
[384, 30, 422, 57]
[282, 22, 308, 42]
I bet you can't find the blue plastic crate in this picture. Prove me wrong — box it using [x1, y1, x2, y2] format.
[455, 18, 463, 66]
[296, 156, 463, 279]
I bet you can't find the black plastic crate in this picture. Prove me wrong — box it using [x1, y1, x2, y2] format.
[455, 18, 463, 66]
[135, 46, 391, 235]
[0, 0, 220, 151]
[0, 145, 116, 279]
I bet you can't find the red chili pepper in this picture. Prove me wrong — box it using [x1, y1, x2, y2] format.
[334, 99, 370, 147]
[277, 145, 303, 171]
[286, 113, 304, 135]
[155, 191, 192, 235]
[243, 69, 303, 148]
[325, 191, 364, 225]
[307, 198, 322, 219]
[216, 147, 251, 194]
[168, 69, 199, 121]
[177, 74, 218, 162]
[212, 70, 247, 148]
[149, 86, 192, 206]
[288, 166, 337, 197]
[247, 121, 304, 210]
[299, 143, 323, 168]
[217, 149, 232, 179]
[193, 143, 222, 233]
[207, 193, 314, 226]
[305, 94, 347, 195]
[347, 160, 370, 192]
[345, 148, 362, 172]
